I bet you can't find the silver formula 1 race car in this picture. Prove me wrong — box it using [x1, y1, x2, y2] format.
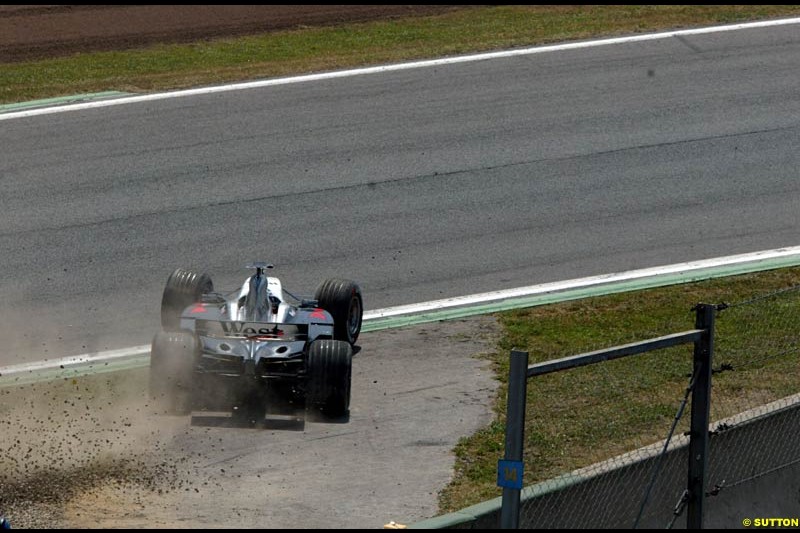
[149, 262, 363, 422]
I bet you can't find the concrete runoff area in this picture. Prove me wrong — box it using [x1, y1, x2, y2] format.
[0, 317, 499, 529]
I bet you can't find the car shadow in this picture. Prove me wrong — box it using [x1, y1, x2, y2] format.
[303, 408, 351, 424]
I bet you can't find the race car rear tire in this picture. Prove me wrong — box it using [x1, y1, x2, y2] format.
[149, 330, 198, 415]
[314, 279, 362, 345]
[306, 339, 352, 417]
[161, 268, 213, 330]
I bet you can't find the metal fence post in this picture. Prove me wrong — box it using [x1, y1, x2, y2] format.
[500, 350, 529, 529]
[687, 304, 715, 528]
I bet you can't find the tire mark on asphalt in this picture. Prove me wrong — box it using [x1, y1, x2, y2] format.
[4, 122, 797, 239]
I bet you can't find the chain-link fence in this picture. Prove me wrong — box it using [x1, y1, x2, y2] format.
[503, 282, 800, 529]
[704, 285, 800, 523]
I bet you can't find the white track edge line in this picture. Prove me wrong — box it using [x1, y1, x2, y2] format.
[0, 345, 151, 376]
[363, 246, 800, 319]
[2, 17, 799, 121]
[2, 246, 800, 377]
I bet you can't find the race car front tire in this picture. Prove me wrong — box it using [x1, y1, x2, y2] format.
[161, 268, 213, 330]
[314, 278, 363, 345]
[306, 339, 352, 417]
[149, 330, 198, 415]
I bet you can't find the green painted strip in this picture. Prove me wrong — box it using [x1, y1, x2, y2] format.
[4, 253, 800, 389]
[363, 255, 800, 332]
[409, 499, 498, 529]
[0, 91, 133, 113]
[0, 355, 150, 388]
[410, 465, 635, 529]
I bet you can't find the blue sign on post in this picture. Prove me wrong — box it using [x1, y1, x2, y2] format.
[497, 459, 524, 490]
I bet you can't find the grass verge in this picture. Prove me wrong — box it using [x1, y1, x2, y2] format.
[3, 5, 800, 104]
[439, 266, 800, 512]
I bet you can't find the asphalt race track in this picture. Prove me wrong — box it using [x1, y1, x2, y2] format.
[1, 23, 799, 365]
